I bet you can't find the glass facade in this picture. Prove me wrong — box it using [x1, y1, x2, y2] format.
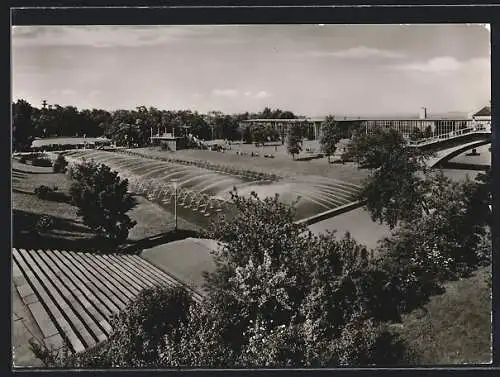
[363, 119, 473, 138]
[241, 118, 474, 140]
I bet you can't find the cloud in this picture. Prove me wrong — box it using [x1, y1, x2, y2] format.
[253, 91, 272, 99]
[241, 91, 272, 99]
[61, 89, 76, 97]
[211, 89, 238, 97]
[393, 56, 464, 74]
[88, 90, 100, 98]
[12, 25, 209, 48]
[310, 46, 406, 59]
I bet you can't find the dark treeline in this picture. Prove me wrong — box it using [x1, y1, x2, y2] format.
[12, 99, 298, 151]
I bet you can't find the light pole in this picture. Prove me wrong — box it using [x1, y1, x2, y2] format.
[171, 179, 178, 231]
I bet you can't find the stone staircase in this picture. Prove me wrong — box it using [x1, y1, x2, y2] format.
[12, 248, 202, 355]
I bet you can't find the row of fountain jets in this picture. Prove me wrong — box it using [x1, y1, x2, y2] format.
[125, 176, 226, 217]
[62, 153, 228, 218]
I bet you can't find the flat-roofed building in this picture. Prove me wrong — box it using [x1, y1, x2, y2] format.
[239, 118, 325, 141]
[239, 106, 488, 141]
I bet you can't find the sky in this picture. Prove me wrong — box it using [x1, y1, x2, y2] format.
[11, 24, 490, 117]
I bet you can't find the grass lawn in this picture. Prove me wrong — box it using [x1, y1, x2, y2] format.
[12, 158, 199, 253]
[398, 266, 492, 365]
[133, 147, 370, 185]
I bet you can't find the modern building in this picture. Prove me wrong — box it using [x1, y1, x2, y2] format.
[239, 118, 325, 140]
[471, 105, 491, 131]
[239, 106, 489, 141]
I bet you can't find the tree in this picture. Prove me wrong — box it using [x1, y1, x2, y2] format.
[203, 190, 410, 367]
[242, 124, 252, 144]
[359, 146, 431, 229]
[409, 127, 424, 141]
[372, 171, 491, 320]
[69, 161, 137, 247]
[52, 153, 68, 173]
[287, 126, 302, 159]
[423, 125, 433, 139]
[470, 167, 492, 227]
[105, 286, 193, 367]
[347, 128, 436, 229]
[343, 128, 407, 169]
[107, 122, 141, 147]
[12, 99, 35, 151]
[47, 191, 418, 368]
[320, 116, 342, 163]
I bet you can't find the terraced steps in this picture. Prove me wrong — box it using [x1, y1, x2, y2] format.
[12, 248, 203, 355]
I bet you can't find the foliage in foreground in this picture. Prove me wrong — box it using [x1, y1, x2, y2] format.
[34, 177, 490, 367]
[36, 192, 415, 368]
[68, 160, 137, 248]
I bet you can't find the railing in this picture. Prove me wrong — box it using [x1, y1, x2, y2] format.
[407, 124, 490, 147]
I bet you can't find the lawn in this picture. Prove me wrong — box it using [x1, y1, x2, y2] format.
[132, 146, 370, 185]
[398, 265, 492, 365]
[12, 158, 200, 253]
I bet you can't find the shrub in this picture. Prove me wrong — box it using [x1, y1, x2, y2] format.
[34, 185, 54, 200]
[32, 157, 53, 167]
[105, 285, 194, 367]
[61, 341, 111, 368]
[53, 153, 68, 173]
[69, 161, 137, 247]
[28, 339, 61, 367]
[19, 155, 28, 164]
[35, 215, 54, 234]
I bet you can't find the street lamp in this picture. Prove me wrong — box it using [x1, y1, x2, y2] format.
[172, 179, 178, 231]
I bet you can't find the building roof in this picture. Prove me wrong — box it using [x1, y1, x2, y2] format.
[240, 116, 472, 123]
[473, 106, 491, 117]
[31, 137, 111, 147]
[240, 118, 318, 123]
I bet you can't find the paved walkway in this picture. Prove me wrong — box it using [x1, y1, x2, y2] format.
[12, 282, 44, 368]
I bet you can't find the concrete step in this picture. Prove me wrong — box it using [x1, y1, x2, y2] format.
[27, 250, 99, 348]
[131, 255, 184, 288]
[107, 254, 174, 290]
[30, 249, 110, 343]
[59, 250, 131, 309]
[90, 254, 148, 295]
[43, 249, 114, 332]
[13, 247, 204, 356]
[13, 249, 84, 354]
[21, 249, 96, 350]
[108, 254, 171, 291]
[71, 251, 137, 303]
[47, 250, 121, 317]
